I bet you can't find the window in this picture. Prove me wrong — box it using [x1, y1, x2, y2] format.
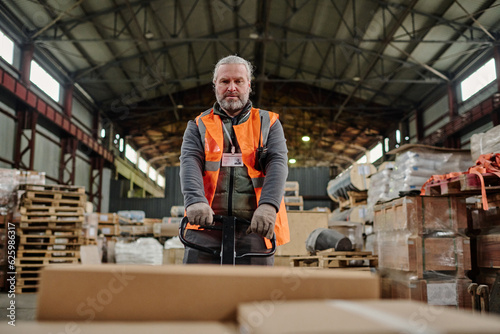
[460, 58, 496, 101]
[30, 61, 60, 102]
[138, 157, 148, 174]
[157, 174, 165, 188]
[148, 167, 157, 181]
[356, 155, 367, 164]
[125, 144, 137, 164]
[369, 143, 383, 163]
[0, 30, 14, 64]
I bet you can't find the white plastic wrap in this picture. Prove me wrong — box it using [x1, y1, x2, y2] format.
[0, 168, 20, 210]
[471, 124, 500, 161]
[115, 237, 163, 265]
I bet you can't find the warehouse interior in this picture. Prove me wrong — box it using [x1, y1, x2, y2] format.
[1, 0, 500, 331]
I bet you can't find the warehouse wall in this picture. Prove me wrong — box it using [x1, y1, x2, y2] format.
[0, 105, 15, 168]
[72, 99, 94, 135]
[423, 96, 449, 137]
[287, 167, 333, 210]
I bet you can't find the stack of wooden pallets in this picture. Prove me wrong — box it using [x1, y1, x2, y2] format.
[15, 184, 86, 293]
[284, 181, 303, 211]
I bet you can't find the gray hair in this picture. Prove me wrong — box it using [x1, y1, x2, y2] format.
[212, 55, 253, 83]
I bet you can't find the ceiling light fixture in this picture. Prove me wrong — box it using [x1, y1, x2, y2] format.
[302, 135, 310, 142]
[144, 31, 154, 39]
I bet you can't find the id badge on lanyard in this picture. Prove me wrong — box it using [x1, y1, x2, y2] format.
[221, 120, 244, 167]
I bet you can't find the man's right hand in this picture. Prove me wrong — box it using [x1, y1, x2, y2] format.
[186, 202, 214, 226]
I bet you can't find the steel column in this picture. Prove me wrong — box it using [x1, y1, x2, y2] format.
[448, 82, 458, 118]
[58, 137, 78, 185]
[20, 43, 34, 85]
[89, 155, 104, 212]
[63, 83, 74, 118]
[13, 109, 38, 170]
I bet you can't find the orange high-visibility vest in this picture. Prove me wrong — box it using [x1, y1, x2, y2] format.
[190, 107, 289, 246]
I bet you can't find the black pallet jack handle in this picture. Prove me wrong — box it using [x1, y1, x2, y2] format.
[179, 215, 276, 265]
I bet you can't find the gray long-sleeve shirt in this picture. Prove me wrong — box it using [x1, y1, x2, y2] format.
[180, 102, 288, 219]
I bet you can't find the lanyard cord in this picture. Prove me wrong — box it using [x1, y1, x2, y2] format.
[221, 120, 236, 154]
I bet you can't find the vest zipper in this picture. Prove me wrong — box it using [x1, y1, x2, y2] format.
[228, 121, 236, 216]
[228, 166, 234, 216]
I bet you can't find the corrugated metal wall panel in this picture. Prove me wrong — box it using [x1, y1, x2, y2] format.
[109, 197, 171, 218]
[287, 167, 333, 210]
[164, 166, 184, 212]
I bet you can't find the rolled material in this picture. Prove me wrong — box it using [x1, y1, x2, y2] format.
[305, 228, 353, 253]
[327, 163, 376, 202]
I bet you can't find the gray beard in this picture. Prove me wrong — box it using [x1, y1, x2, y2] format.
[219, 98, 246, 113]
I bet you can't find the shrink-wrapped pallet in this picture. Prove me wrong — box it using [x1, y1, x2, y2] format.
[385, 145, 472, 200]
[327, 163, 376, 202]
[471, 124, 500, 161]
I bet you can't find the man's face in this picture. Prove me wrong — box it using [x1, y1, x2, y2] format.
[214, 64, 251, 117]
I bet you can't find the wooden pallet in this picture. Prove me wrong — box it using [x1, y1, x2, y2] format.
[16, 249, 80, 258]
[22, 198, 86, 208]
[18, 234, 82, 245]
[19, 229, 81, 236]
[20, 184, 85, 193]
[290, 250, 378, 269]
[20, 206, 84, 215]
[339, 191, 368, 210]
[15, 286, 38, 294]
[15, 257, 79, 266]
[25, 190, 86, 202]
[17, 243, 81, 251]
[16, 276, 41, 286]
[19, 220, 83, 229]
[284, 181, 299, 197]
[424, 173, 500, 196]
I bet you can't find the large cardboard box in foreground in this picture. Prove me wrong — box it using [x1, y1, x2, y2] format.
[238, 300, 500, 334]
[0, 322, 237, 334]
[37, 264, 379, 321]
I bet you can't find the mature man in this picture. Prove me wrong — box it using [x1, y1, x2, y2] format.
[179, 55, 290, 265]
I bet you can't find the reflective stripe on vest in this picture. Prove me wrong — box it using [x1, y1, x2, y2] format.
[192, 107, 290, 246]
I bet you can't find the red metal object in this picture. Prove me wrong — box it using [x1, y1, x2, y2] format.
[58, 137, 78, 185]
[0, 65, 113, 164]
[13, 108, 38, 170]
[89, 156, 104, 212]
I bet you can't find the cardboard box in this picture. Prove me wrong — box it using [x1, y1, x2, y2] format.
[276, 211, 328, 256]
[0, 322, 237, 333]
[237, 299, 500, 334]
[380, 270, 472, 309]
[376, 233, 471, 278]
[37, 264, 379, 321]
[374, 196, 467, 234]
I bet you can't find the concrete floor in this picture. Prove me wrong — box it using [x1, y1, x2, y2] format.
[0, 292, 37, 322]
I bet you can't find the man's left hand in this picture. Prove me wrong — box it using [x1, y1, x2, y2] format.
[247, 204, 277, 239]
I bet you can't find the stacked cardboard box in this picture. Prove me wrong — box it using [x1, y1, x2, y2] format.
[95, 213, 119, 237]
[15, 184, 86, 293]
[469, 204, 500, 288]
[374, 195, 471, 308]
